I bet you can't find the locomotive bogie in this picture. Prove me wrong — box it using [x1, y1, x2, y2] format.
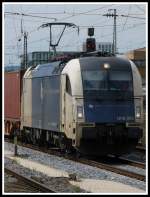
[74, 123, 142, 155]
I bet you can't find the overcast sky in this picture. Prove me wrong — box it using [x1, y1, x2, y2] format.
[3, 2, 147, 66]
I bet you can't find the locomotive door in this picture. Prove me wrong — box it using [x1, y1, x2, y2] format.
[60, 74, 73, 139]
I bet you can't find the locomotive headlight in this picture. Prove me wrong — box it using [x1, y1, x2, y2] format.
[136, 106, 141, 118]
[77, 106, 84, 118]
[104, 63, 110, 69]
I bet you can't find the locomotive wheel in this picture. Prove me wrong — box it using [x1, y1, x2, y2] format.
[10, 125, 15, 138]
[75, 151, 82, 158]
[59, 136, 67, 152]
[32, 136, 37, 145]
[65, 148, 72, 155]
[115, 154, 122, 158]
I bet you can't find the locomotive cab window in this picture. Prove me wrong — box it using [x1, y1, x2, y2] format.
[109, 71, 133, 91]
[82, 70, 107, 90]
[82, 70, 133, 92]
[66, 75, 72, 95]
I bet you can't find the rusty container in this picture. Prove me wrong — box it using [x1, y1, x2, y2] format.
[4, 70, 25, 135]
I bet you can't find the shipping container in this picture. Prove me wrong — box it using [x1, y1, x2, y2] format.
[4, 70, 25, 135]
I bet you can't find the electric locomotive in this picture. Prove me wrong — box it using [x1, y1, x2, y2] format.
[21, 54, 143, 156]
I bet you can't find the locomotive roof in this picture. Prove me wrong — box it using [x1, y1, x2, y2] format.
[24, 55, 131, 79]
[24, 61, 64, 78]
[78, 56, 131, 71]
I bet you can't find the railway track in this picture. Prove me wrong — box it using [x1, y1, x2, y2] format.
[5, 138, 146, 182]
[4, 167, 56, 193]
[74, 158, 145, 182]
[118, 157, 145, 169]
[136, 145, 146, 153]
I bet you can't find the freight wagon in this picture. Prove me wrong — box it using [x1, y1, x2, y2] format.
[4, 70, 25, 136]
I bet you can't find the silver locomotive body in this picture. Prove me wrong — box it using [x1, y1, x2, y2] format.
[21, 56, 143, 156]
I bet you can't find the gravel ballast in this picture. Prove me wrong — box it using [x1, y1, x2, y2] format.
[4, 142, 146, 193]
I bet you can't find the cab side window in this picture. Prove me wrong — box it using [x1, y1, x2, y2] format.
[66, 75, 72, 95]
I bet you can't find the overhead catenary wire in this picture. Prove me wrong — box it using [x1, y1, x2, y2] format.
[26, 12, 145, 16]
[4, 14, 49, 23]
[4, 4, 123, 33]
[120, 14, 145, 20]
[55, 12, 146, 19]
[56, 4, 115, 21]
[56, 10, 146, 21]
[4, 5, 146, 65]
[4, 12, 57, 21]
[19, 4, 124, 16]
[5, 21, 145, 47]
[4, 8, 145, 37]
[11, 12, 21, 58]
[99, 22, 145, 39]
[122, 5, 132, 31]
[135, 5, 145, 13]
[5, 17, 145, 52]
[4, 5, 121, 23]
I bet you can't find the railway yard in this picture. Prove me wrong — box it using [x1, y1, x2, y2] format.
[4, 140, 146, 193]
[3, 2, 147, 195]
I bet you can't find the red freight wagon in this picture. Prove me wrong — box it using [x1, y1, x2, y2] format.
[4, 70, 25, 136]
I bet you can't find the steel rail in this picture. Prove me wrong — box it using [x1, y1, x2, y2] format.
[136, 145, 146, 153]
[5, 167, 56, 193]
[74, 158, 145, 182]
[118, 157, 145, 169]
